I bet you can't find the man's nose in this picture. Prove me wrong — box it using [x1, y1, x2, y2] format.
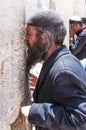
[24, 35, 28, 42]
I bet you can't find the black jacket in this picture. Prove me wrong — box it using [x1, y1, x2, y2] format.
[28, 45, 86, 130]
[69, 27, 86, 60]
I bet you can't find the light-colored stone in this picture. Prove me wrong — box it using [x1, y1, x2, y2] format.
[0, 122, 11, 130]
[0, 0, 29, 129]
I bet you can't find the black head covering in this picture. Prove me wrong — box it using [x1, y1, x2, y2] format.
[27, 9, 64, 27]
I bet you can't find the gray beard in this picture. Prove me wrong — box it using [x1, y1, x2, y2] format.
[26, 42, 46, 72]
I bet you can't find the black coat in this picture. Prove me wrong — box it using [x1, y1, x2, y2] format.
[28, 45, 86, 130]
[69, 27, 86, 60]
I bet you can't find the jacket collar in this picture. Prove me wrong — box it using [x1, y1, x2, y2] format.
[39, 45, 69, 82]
[33, 45, 70, 102]
[76, 27, 86, 36]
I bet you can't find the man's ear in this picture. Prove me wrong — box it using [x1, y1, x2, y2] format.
[41, 31, 51, 44]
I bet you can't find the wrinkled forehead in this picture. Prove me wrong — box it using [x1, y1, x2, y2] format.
[26, 25, 52, 35]
[26, 25, 38, 34]
[26, 25, 37, 32]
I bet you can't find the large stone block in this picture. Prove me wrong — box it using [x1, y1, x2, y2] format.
[0, 0, 29, 129]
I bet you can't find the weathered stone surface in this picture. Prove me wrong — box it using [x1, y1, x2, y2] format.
[0, 0, 29, 129]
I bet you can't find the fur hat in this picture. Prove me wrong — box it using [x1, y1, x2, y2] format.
[27, 9, 64, 27]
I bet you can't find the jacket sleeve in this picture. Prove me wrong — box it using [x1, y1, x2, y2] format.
[28, 71, 86, 130]
[69, 34, 86, 55]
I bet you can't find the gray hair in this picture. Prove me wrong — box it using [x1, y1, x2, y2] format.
[36, 25, 67, 45]
[27, 9, 67, 45]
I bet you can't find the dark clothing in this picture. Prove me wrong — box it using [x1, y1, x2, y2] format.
[69, 27, 86, 60]
[28, 45, 86, 130]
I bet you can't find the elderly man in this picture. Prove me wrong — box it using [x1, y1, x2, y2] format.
[21, 10, 86, 130]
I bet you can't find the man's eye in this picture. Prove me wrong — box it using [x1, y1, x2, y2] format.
[26, 32, 31, 36]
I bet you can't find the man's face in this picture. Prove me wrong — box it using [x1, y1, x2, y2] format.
[70, 23, 81, 33]
[69, 24, 75, 37]
[25, 25, 50, 68]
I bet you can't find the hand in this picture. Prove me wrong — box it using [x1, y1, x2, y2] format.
[21, 105, 31, 117]
[21, 105, 31, 124]
[69, 24, 75, 37]
[29, 73, 38, 89]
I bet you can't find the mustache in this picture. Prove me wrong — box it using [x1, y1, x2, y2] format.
[25, 41, 33, 58]
[25, 41, 32, 50]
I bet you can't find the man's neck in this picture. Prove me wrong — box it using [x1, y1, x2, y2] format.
[44, 44, 61, 61]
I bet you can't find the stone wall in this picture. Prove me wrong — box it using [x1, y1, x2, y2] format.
[0, 0, 28, 129]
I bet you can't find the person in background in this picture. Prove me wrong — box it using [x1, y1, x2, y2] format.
[81, 17, 86, 28]
[69, 15, 86, 60]
[21, 10, 86, 130]
[69, 19, 77, 45]
[79, 17, 86, 71]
